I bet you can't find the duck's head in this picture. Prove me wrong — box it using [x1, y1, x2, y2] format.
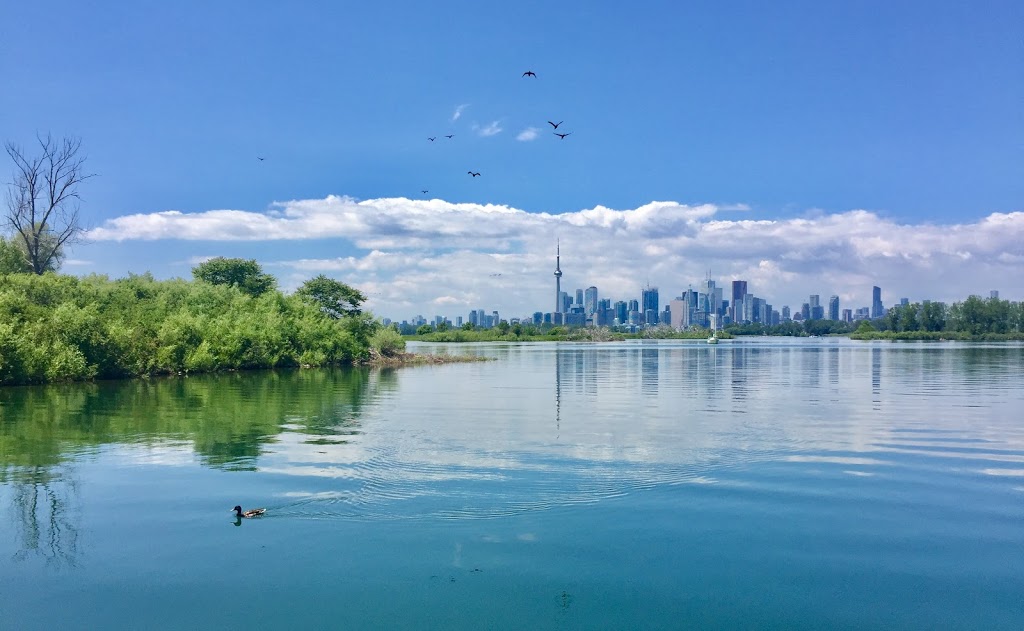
[231, 505, 242, 513]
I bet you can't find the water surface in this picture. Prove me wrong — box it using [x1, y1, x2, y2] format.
[2, 338, 1023, 629]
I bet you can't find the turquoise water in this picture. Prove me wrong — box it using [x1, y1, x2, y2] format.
[2, 339, 1023, 629]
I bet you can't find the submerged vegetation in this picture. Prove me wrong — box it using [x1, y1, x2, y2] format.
[0, 260, 418, 386]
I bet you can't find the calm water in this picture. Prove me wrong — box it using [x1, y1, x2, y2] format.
[2, 338, 1023, 630]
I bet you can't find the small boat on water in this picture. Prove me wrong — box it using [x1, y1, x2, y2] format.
[707, 331, 719, 344]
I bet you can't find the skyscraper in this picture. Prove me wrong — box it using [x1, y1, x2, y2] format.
[641, 285, 659, 323]
[731, 280, 747, 323]
[871, 286, 883, 319]
[828, 295, 840, 321]
[553, 241, 563, 314]
[584, 286, 598, 315]
[576, 288, 584, 306]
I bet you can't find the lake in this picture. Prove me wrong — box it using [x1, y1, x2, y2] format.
[2, 338, 1023, 630]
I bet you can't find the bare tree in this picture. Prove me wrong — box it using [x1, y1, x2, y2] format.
[4, 134, 94, 274]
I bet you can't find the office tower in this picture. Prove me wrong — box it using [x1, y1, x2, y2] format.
[841, 308, 852, 323]
[614, 301, 628, 324]
[645, 309, 658, 326]
[641, 285, 659, 315]
[809, 295, 820, 309]
[991, 290, 999, 299]
[801, 303, 811, 320]
[828, 295, 839, 321]
[560, 291, 572, 313]
[628, 299, 639, 313]
[469, 310, 479, 326]
[553, 241, 563, 314]
[731, 280, 748, 322]
[742, 293, 754, 323]
[532, 312, 542, 325]
[900, 297, 909, 306]
[871, 286, 883, 319]
[781, 306, 791, 321]
[585, 286, 599, 315]
[576, 288, 584, 306]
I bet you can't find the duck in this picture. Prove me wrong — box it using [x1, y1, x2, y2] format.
[232, 505, 266, 518]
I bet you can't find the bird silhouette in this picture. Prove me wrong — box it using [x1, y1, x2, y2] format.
[547, 121, 563, 129]
[554, 132, 572, 139]
[468, 171, 481, 177]
[445, 134, 455, 139]
[257, 157, 265, 161]
[522, 70, 537, 77]
[421, 190, 429, 194]
[428, 137, 436, 141]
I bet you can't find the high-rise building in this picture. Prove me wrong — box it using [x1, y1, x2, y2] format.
[553, 241, 563, 314]
[991, 290, 999, 299]
[801, 303, 811, 320]
[782, 306, 791, 321]
[584, 286, 599, 315]
[731, 280, 747, 322]
[871, 286, 883, 319]
[575, 288, 584, 306]
[641, 285, 659, 315]
[613, 301, 628, 325]
[809, 295, 820, 309]
[828, 295, 839, 321]
[841, 308, 852, 323]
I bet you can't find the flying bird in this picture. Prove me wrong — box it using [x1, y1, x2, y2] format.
[468, 171, 481, 177]
[428, 137, 436, 141]
[522, 70, 537, 77]
[547, 121, 563, 129]
[445, 134, 455, 139]
[489, 273, 502, 277]
[421, 190, 429, 194]
[554, 132, 572, 139]
[257, 157, 265, 161]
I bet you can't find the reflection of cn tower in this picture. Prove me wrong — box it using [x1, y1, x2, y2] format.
[554, 240, 563, 314]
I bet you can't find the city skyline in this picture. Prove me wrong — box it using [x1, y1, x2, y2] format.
[3, 2, 1021, 320]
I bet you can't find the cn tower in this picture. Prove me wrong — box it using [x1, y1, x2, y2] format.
[554, 240, 563, 314]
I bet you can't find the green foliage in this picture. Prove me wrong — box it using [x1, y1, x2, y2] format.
[416, 324, 434, 335]
[852, 297, 1024, 340]
[295, 274, 366, 318]
[0, 272, 382, 385]
[369, 327, 406, 358]
[461, 322, 474, 331]
[0, 235, 32, 274]
[192, 257, 276, 297]
[496, 320, 510, 335]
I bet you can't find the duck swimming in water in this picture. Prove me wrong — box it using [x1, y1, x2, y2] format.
[232, 505, 266, 518]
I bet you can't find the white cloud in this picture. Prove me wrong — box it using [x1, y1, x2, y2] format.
[516, 127, 540, 141]
[83, 196, 1024, 319]
[451, 103, 469, 122]
[473, 121, 503, 137]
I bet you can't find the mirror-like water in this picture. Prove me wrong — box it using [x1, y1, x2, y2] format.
[2, 339, 1023, 629]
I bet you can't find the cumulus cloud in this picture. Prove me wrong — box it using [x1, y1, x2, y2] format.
[473, 121, 503, 137]
[451, 103, 469, 122]
[516, 127, 540, 141]
[84, 196, 1024, 320]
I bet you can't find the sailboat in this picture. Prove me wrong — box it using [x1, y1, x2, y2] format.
[707, 314, 719, 344]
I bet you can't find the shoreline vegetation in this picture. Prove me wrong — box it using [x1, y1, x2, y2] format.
[0, 259, 485, 387]
[3, 258, 1021, 386]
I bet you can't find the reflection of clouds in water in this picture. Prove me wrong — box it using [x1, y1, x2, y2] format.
[256, 341, 1024, 521]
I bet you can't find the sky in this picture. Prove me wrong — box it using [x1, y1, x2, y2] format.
[2, 1, 1022, 321]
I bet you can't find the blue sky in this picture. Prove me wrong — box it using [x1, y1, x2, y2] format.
[2, 1, 1022, 320]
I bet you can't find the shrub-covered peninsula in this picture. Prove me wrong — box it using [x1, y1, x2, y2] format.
[0, 258, 419, 386]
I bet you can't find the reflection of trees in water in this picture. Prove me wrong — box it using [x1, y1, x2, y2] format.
[7, 465, 80, 568]
[1, 367, 393, 565]
[0, 367, 390, 474]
